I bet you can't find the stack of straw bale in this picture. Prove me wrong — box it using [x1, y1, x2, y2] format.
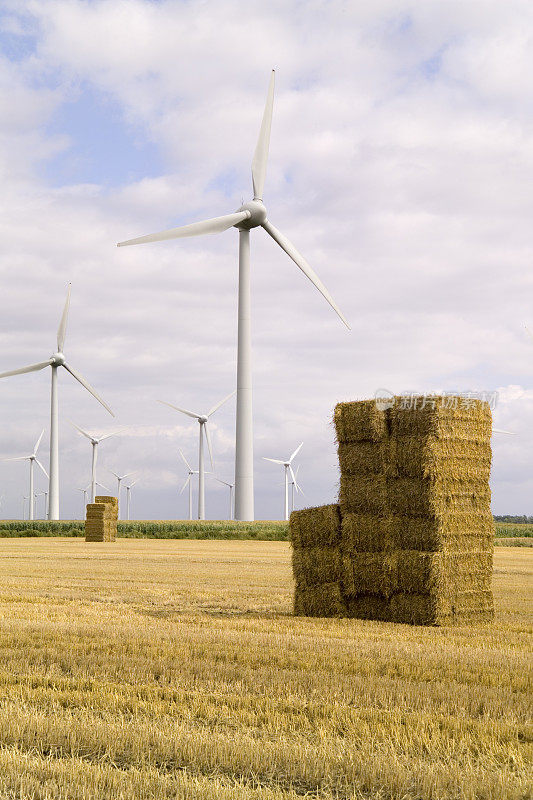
[291, 396, 494, 625]
[85, 495, 118, 542]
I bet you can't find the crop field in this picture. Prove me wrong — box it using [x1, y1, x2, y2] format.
[0, 539, 530, 799]
[1, 518, 532, 544]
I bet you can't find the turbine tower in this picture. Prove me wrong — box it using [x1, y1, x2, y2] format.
[159, 392, 234, 520]
[117, 71, 349, 520]
[110, 470, 135, 519]
[125, 478, 138, 521]
[71, 423, 120, 503]
[0, 285, 113, 519]
[2, 431, 48, 521]
[179, 450, 197, 521]
[263, 442, 303, 521]
[214, 476, 235, 520]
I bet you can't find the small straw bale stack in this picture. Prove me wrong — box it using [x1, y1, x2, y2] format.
[291, 504, 347, 617]
[291, 395, 494, 625]
[85, 495, 118, 542]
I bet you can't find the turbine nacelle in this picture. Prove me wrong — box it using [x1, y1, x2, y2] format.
[198, 415, 209, 424]
[235, 200, 267, 230]
[50, 352, 65, 367]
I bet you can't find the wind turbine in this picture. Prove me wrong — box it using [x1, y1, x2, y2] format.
[36, 490, 48, 519]
[71, 423, 120, 503]
[290, 464, 304, 514]
[159, 392, 235, 520]
[76, 485, 89, 517]
[117, 71, 349, 521]
[263, 442, 303, 521]
[0, 285, 114, 519]
[2, 431, 48, 521]
[110, 470, 135, 519]
[214, 476, 235, 520]
[178, 450, 198, 520]
[125, 479, 138, 521]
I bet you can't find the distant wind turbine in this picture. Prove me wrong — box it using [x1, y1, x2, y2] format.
[178, 450, 198, 520]
[0, 285, 113, 519]
[2, 431, 48, 520]
[71, 423, 120, 503]
[36, 490, 48, 519]
[214, 476, 235, 520]
[159, 392, 234, 520]
[125, 479, 138, 521]
[290, 464, 304, 514]
[263, 442, 303, 521]
[76, 485, 89, 517]
[22, 495, 28, 520]
[110, 470, 135, 519]
[117, 71, 350, 521]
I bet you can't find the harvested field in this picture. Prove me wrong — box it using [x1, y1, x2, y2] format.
[0, 538, 530, 799]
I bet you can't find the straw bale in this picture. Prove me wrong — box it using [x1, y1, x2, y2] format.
[345, 594, 390, 621]
[394, 551, 493, 594]
[339, 474, 386, 516]
[95, 495, 118, 507]
[388, 589, 494, 625]
[393, 437, 492, 481]
[290, 504, 341, 549]
[337, 441, 389, 476]
[386, 477, 491, 517]
[292, 546, 342, 588]
[341, 512, 391, 552]
[334, 400, 388, 443]
[340, 551, 395, 598]
[390, 512, 494, 552]
[293, 581, 347, 617]
[389, 396, 492, 440]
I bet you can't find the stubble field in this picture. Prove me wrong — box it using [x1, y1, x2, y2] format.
[0, 537, 530, 799]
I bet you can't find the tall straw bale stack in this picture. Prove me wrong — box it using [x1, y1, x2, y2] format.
[290, 395, 495, 625]
[85, 497, 118, 542]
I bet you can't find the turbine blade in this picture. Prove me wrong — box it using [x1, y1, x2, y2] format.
[263, 457, 284, 465]
[493, 428, 516, 435]
[289, 464, 297, 485]
[57, 283, 72, 352]
[33, 429, 45, 456]
[109, 470, 120, 479]
[128, 479, 138, 488]
[1, 456, 28, 462]
[158, 400, 200, 420]
[179, 475, 191, 495]
[262, 220, 350, 329]
[70, 421, 93, 440]
[63, 363, 114, 416]
[178, 449, 193, 471]
[117, 211, 251, 247]
[35, 459, 49, 479]
[96, 482, 111, 493]
[207, 390, 236, 417]
[97, 431, 121, 443]
[524, 324, 533, 342]
[0, 360, 52, 379]
[204, 423, 214, 469]
[251, 70, 275, 201]
[289, 442, 303, 463]
[214, 476, 231, 487]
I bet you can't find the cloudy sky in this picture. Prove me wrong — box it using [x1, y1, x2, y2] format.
[0, 0, 532, 520]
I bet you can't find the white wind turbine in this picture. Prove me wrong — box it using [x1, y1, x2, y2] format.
[290, 464, 304, 514]
[125, 478, 138, 521]
[110, 470, 135, 519]
[2, 431, 48, 521]
[76, 485, 89, 517]
[0, 285, 113, 519]
[263, 442, 303, 521]
[178, 450, 198, 520]
[36, 490, 48, 519]
[214, 476, 235, 520]
[117, 71, 349, 521]
[71, 423, 120, 503]
[159, 392, 235, 520]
